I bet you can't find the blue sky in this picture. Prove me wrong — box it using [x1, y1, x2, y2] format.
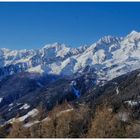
[0, 2, 140, 50]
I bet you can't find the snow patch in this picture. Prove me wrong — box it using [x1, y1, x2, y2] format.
[6, 118, 16, 124]
[18, 109, 38, 121]
[0, 98, 3, 103]
[8, 107, 13, 111]
[71, 80, 77, 86]
[28, 65, 44, 74]
[56, 108, 74, 117]
[24, 120, 39, 128]
[124, 100, 140, 106]
[116, 87, 119, 95]
[9, 103, 13, 107]
[19, 104, 30, 110]
[118, 112, 129, 122]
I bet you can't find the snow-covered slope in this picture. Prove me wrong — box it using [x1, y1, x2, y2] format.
[1, 30, 140, 82]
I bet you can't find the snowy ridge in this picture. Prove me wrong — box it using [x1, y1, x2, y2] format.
[1, 31, 140, 82]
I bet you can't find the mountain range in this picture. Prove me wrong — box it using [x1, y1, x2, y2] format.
[0, 30, 140, 136]
[1, 30, 140, 82]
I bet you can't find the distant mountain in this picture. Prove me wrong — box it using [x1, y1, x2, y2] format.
[1, 30, 140, 83]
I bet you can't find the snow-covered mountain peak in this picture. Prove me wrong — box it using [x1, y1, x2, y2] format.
[126, 30, 140, 40]
[42, 42, 69, 50]
[86, 35, 122, 55]
[40, 42, 71, 60]
[1, 48, 11, 52]
[97, 35, 122, 45]
[128, 30, 139, 35]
